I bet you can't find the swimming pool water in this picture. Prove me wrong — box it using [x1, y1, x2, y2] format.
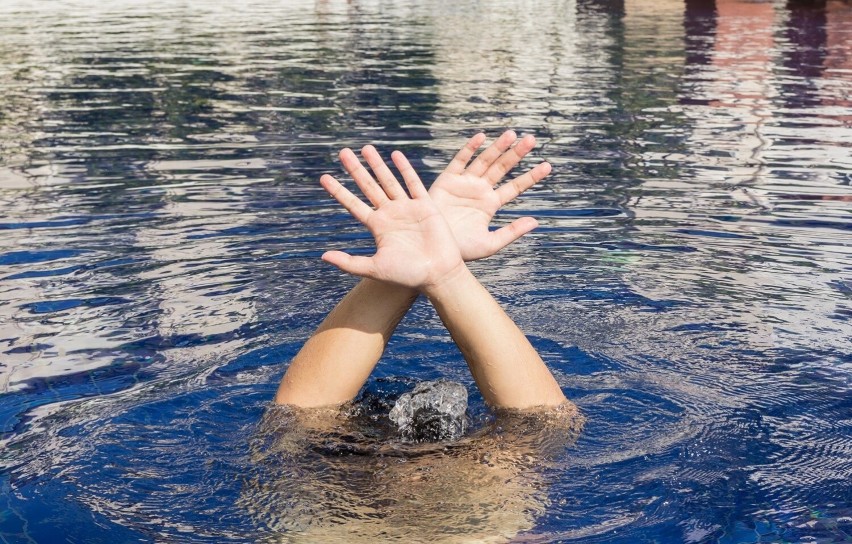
[0, 0, 850, 542]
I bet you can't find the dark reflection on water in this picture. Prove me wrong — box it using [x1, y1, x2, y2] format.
[0, 0, 850, 542]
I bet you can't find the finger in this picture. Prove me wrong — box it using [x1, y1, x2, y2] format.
[320, 174, 372, 223]
[321, 251, 377, 278]
[443, 132, 486, 175]
[495, 161, 552, 206]
[338, 148, 389, 207]
[484, 134, 537, 186]
[466, 129, 516, 177]
[488, 217, 539, 254]
[361, 145, 407, 199]
[391, 151, 428, 198]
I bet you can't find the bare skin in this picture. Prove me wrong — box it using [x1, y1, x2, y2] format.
[275, 132, 569, 410]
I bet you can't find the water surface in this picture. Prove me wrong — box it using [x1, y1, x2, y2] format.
[1, 0, 850, 542]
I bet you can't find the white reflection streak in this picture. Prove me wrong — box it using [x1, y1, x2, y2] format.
[0, 183, 130, 394]
[424, 0, 584, 286]
[427, 0, 583, 134]
[133, 165, 258, 378]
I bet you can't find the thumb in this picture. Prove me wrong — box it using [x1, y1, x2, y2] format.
[488, 217, 539, 254]
[321, 251, 377, 278]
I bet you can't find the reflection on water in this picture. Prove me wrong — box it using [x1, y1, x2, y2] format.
[0, 0, 850, 542]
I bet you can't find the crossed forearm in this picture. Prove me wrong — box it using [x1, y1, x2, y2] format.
[275, 267, 567, 410]
[425, 265, 567, 409]
[274, 279, 417, 407]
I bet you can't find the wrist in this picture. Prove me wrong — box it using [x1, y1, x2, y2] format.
[421, 260, 473, 298]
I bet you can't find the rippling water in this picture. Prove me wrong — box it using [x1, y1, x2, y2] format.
[1, 0, 850, 542]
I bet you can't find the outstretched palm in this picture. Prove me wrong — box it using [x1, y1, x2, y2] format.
[428, 131, 552, 261]
[320, 149, 464, 290]
[320, 132, 551, 286]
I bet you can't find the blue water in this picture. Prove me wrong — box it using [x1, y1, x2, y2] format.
[1, 0, 851, 542]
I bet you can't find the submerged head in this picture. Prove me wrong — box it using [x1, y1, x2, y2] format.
[388, 379, 468, 443]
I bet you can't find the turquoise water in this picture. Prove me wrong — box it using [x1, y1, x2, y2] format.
[1, 0, 850, 542]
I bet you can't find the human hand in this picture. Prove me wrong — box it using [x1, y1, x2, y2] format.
[428, 130, 551, 261]
[321, 148, 465, 291]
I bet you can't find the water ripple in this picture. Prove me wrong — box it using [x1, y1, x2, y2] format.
[1, 0, 851, 542]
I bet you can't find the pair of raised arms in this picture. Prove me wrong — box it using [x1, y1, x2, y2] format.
[275, 131, 569, 410]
